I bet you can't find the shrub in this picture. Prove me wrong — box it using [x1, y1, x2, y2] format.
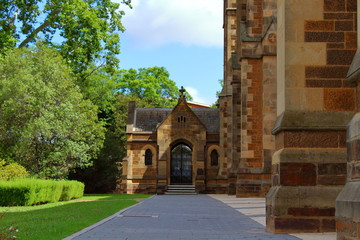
[59, 181, 85, 201]
[0, 160, 28, 181]
[0, 179, 84, 206]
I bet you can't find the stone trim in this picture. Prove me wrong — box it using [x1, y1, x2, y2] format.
[346, 49, 360, 81]
[272, 110, 355, 135]
[240, 17, 276, 42]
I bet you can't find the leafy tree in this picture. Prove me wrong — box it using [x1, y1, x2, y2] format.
[115, 67, 191, 107]
[0, 0, 131, 76]
[114, 93, 156, 152]
[212, 79, 223, 108]
[69, 93, 155, 193]
[78, 65, 119, 119]
[0, 46, 105, 178]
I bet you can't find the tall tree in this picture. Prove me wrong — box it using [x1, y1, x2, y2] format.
[70, 93, 155, 193]
[116, 67, 191, 107]
[0, 46, 105, 178]
[0, 0, 131, 76]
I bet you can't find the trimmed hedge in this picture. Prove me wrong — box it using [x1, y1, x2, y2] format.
[0, 179, 84, 206]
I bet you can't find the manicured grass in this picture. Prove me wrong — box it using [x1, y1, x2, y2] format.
[0, 194, 152, 240]
[79, 193, 152, 201]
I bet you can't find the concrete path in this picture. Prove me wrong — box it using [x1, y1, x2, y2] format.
[209, 195, 336, 240]
[64, 195, 336, 240]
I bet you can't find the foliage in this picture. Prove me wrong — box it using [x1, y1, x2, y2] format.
[0, 47, 105, 178]
[0, 196, 140, 240]
[0, 179, 84, 206]
[69, 128, 122, 193]
[212, 79, 224, 108]
[114, 94, 157, 158]
[69, 94, 154, 193]
[115, 67, 190, 108]
[59, 180, 85, 201]
[77, 66, 119, 118]
[0, 0, 132, 76]
[0, 160, 28, 181]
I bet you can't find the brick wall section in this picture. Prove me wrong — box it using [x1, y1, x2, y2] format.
[220, 0, 238, 194]
[304, 0, 357, 111]
[230, 79, 241, 173]
[275, 162, 347, 187]
[247, 0, 263, 37]
[240, 0, 247, 21]
[241, 59, 264, 169]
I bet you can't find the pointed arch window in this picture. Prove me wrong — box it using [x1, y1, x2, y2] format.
[145, 149, 152, 166]
[210, 150, 219, 166]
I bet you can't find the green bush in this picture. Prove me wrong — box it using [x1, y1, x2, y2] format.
[0, 179, 84, 206]
[59, 180, 85, 201]
[0, 160, 28, 181]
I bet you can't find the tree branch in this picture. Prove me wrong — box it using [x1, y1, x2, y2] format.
[8, 9, 19, 27]
[18, 20, 51, 48]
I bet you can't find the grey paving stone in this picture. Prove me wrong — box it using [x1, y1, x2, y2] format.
[68, 195, 301, 240]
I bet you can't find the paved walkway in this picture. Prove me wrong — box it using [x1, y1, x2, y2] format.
[64, 195, 336, 240]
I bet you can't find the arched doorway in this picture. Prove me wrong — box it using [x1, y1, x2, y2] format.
[171, 143, 192, 184]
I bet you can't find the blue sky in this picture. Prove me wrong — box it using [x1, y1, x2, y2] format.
[118, 0, 224, 105]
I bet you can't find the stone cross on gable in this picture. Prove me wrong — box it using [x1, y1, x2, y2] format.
[179, 86, 186, 96]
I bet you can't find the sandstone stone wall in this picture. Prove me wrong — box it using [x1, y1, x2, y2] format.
[219, 0, 277, 198]
[266, 0, 356, 233]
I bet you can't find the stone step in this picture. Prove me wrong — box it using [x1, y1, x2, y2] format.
[164, 191, 197, 195]
[165, 185, 197, 195]
[167, 185, 195, 189]
[166, 189, 196, 193]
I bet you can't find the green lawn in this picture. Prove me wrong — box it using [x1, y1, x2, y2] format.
[0, 194, 152, 240]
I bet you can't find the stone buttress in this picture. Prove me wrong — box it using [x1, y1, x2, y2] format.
[266, 0, 356, 233]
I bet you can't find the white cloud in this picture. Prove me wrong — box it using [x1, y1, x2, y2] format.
[120, 0, 223, 48]
[185, 86, 208, 104]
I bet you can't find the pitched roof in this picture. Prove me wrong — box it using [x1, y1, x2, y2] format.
[132, 107, 219, 133]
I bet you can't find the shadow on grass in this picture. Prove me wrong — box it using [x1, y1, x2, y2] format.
[1, 199, 139, 240]
[80, 193, 153, 201]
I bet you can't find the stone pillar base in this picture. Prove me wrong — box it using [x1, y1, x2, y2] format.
[227, 177, 237, 195]
[115, 183, 127, 194]
[126, 181, 157, 194]
[205, 179, 229, 194]
[196, 181, 206, 194]
[266, 186, 343, 233]
[336, 182, 360, 240]
[236, 173, 271, 197]
[156, 182, 167, 194]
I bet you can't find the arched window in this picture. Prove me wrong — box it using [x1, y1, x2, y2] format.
[210, 150, 219, 166]
[145, 149, 152, 166]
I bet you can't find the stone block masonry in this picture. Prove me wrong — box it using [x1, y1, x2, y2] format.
[266, 0, 356, 234]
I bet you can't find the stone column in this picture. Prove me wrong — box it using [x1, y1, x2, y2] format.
[336, 1, 360, 238]
[235, 0, 276, 198]
[219, 0, 237, 194]
[266, 0, 356, 233]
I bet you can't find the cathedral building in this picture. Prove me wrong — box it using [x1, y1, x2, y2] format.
[121, 0, 360, 238]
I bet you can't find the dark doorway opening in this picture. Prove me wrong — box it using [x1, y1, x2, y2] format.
[171, 143, 192, 184]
